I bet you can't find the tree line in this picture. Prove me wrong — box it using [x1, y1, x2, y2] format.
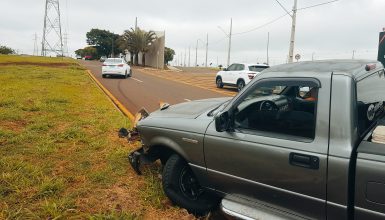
[75, 28, 175, 66]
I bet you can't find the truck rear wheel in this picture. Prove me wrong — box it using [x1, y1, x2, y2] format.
[162, 154, 219, 216]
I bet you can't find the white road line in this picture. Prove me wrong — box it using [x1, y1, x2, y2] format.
[132, 77, 143, 83]
[184, 99, 191, 102]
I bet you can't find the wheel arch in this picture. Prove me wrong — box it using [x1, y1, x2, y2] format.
[237, 78, 245, 84]
[146, 136, 190, 164]
[145, 137, 209, 187]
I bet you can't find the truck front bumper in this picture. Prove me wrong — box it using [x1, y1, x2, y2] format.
[128, 147, 155, 175]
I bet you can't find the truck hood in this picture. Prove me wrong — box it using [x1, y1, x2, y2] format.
[148, 97, 231, 119]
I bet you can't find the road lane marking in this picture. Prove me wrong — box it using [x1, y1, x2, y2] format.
[132, 77, 143, 83]
[184, 99, 191, 102]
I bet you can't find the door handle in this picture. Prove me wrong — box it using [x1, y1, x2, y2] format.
[289, 153, 319, 170]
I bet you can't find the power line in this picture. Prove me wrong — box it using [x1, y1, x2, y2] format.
[297, 0, 339, 11]
[232, 13, 288, 36]
[274, 0, 292, 17]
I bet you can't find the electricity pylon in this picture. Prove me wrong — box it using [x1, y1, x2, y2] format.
[41, 0, 64, 56]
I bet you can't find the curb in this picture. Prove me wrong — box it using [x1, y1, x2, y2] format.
[86, 70, 135, 122]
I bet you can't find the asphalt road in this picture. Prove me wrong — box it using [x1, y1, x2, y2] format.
[79, 60, 230, 114]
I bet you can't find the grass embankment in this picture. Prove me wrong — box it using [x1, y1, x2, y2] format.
[0, 55, 192, 219]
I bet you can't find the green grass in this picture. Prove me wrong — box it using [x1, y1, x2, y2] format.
[0, 55, 187, 219]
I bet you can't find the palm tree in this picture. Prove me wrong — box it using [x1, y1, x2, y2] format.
[121, 28, 140, 65]
[121, 28, 157, 66]
[139, 30, 157, 67]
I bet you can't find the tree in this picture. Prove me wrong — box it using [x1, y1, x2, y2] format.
[120, 30, 138, 64]
[164, 47, 175, 65]
[82, 46, 98, 59]
[86, 29, 122, 58]
[75, 48, 84, 57]
[0, 45, 15, 54]
[121, 28, 157, 66]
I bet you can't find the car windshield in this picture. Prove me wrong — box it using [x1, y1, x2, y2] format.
[248, 65, 269, 72]
[105, 58, 122, 63]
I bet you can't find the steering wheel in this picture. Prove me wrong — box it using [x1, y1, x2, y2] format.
[260, 100, 279, 111]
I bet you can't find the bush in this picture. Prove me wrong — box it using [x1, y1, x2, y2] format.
[0, 45, 15, 55]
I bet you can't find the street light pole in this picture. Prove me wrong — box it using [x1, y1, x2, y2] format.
[205, 33, 208, 67]
[195, 39, 198, 67]
[227, 18, 232, 67]
[188, 46, 191, 67]
[288, 0, 297, 63]
[111, 38, 115, 58]
[266, 32, 270, 65]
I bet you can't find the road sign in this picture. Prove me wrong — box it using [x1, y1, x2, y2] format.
[295, 54, 301, 62]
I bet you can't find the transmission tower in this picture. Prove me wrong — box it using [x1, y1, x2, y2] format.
[41, 0, 64, 57]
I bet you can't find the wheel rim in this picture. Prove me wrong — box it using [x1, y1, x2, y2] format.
[179, 167, 204, 200]
[216, 78, 222, 87]
[238, 81, 244, 91]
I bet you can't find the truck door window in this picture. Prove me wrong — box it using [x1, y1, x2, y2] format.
[234, 82, 318, 140]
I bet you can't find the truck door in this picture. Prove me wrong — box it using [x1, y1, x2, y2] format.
[204, 75, 331, 219]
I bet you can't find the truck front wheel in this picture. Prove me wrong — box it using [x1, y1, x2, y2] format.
[162, 154, 219, 216]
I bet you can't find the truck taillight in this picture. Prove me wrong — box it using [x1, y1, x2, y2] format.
[118, 64, 124, 67]
[248, 73, 255, 80]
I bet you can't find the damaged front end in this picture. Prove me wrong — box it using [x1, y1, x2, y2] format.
[119, 103, 171, 175]
[118, 108, 151, 175]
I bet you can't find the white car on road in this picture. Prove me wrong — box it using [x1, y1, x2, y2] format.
[216, 63, 269, 91]
[102, 58, 132, 78]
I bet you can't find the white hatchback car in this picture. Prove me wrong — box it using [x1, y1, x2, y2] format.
[102, 58, 132, 78]
[216, 63, 269, 91]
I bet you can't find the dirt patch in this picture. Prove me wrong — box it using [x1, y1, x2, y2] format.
[0, 62, 76, 68]
[1, 120, 28, 132]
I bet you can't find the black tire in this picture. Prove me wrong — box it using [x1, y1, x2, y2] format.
[162, 154, 219, 216]
[237, 80, 245, 92]
[129, 69, 132, 77]
[102, 74, 106, 78]
[124, 70, 128, 79]
[216, 77, 224, 88]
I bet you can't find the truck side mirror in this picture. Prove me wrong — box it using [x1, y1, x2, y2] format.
[215, 111, 231, 132]
[223, 68, 227, 71]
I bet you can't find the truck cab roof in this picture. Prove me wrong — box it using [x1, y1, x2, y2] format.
[263, 59, 384, 80]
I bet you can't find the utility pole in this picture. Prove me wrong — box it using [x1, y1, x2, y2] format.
[352, 50, 356, 59]
[195, 39, 198, 67]
[41, 0, 64, 56]
[288, 0, 298, 63]
[63, 32, 69, 57]
[184, 49, 186, 67]
[227, 18, 233, 67]
[135, 17, 138, 30]
[312, 52, 315, 61]
[188, 46, 191, 67]
[111, 38, 114, 58]
[266, 32, 270, 65]
[205, 33, 208, 67]
[33, 33, 39, 56]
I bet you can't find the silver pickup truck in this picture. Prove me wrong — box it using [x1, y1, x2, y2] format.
[128, 60, 385, 219]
